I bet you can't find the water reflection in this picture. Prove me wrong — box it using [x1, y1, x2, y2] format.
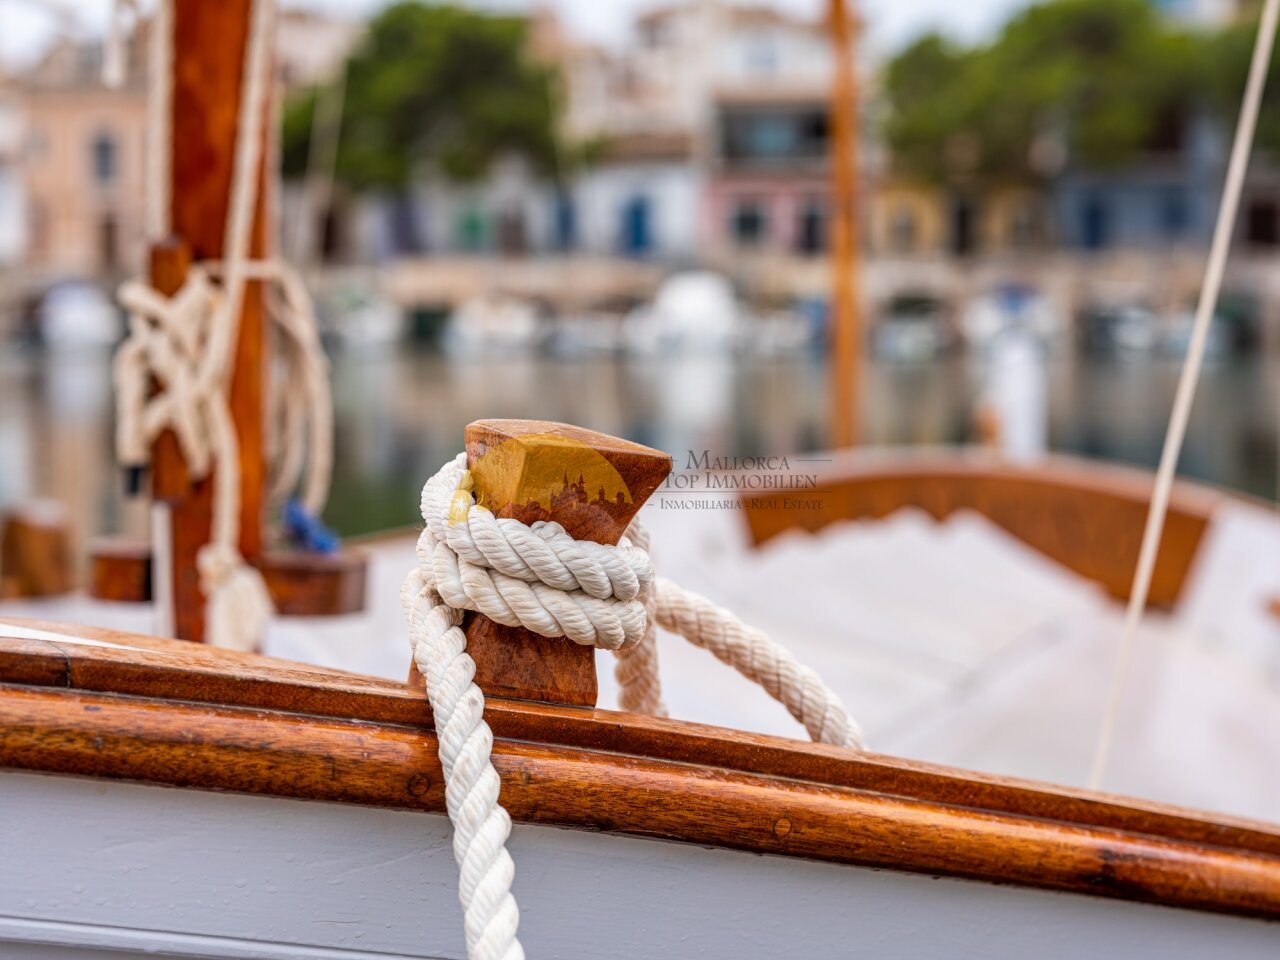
[1, 343, 1278, 543]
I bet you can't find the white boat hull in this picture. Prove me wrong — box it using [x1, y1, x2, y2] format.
[2, 770, 1276, 959]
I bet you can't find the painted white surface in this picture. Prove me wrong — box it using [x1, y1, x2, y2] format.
[574, 162, 704, 257]
[1176, 500, 1280, 681]
[1, 771, 1278, 959]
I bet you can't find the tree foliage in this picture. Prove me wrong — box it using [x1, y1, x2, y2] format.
[282, 2, 569, 189]
[882, 0, 1209, 183]
[1203, 14, 1280, 155]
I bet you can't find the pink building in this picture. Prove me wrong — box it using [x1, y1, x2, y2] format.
[704, 91, 832, 257]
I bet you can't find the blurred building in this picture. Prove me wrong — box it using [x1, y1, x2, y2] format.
[706, 90, 831, 257]
[17, 30, 150, 278]
[0, 80, 23, 266]
[1052, 115, 1224, 253]
[275, 8, 361, 92]
[563, 1, 839, 261]
[9, 9, 358, 281]
[1149, 0, 1250, 26]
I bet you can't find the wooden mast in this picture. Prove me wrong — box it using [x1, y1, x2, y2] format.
[91, 0, 367, 623]
[827, 0, 862, 449]
[152, 0, 269, 642]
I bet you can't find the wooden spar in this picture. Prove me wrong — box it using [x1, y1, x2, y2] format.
[409, 419, 672, 706]
[827, 0, 861, 449]
[150, 0, 269, 642]
[91, 1, 371, 624]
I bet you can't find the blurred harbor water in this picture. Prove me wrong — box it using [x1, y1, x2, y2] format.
[2, 343, 1278, 547]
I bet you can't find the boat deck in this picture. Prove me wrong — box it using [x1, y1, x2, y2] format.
[4, 495, 1279, 823]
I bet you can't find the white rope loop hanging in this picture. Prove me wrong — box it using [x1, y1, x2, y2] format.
[403, 453, 863, 960]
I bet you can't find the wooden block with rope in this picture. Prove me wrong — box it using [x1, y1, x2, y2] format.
[89, 0, 367, 636]
[408, 419, 672, 706]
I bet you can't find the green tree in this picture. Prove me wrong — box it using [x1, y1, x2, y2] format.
[882, 0, 1206, 183]
[1203, 17, 1280, 155]
[282, 2, 569, 190]
[881, 35, 974, 182]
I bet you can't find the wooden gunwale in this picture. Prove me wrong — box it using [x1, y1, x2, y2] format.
[2, 621, 1280, 921]
[739, 451, 1262, 606]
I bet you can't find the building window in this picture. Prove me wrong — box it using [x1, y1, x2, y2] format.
[952, 197, 979, 255]
[622, 195, 652, 255]
[1081, 195, 1109, 251]
[731, 199, 767, 247]
[554, 194, 576, 252]
[497, 208, 527, 256]
[722, 109, 826, 165]
[1160, 187, 1188, 238]
[1011, 202, 1038, 247]
[796, 200, 825, 255]
[28, 199, 49, 258]
[639, 18, 668, 49]
[99, 212, 119, 271]
[744, 33, 778, 75]
[1247, 199, 1279, 247]
[890, 205, 917, 254]
[456, 205, 487, 252]
[91, 132, 117, 185]
[746, 117, 795, 159]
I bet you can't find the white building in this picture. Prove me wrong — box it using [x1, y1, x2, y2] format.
[573, 132, 704, 258]
[1149, 0, 1247, 27]
[559, 2, 833, 143]
[555, 2, 833, 261]
[330, 2, 838, 264]
[0, 82, 24, 265]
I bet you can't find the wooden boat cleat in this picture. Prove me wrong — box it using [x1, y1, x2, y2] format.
[0, 501, 73, 599]
[406, 418, 671, 706]
[88, 538, 368, 616]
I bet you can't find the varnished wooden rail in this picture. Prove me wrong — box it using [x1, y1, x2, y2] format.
[739, 452, 1259, 606]
[3, 620, 1280, 920]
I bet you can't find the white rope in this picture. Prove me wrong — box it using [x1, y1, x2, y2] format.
[112, 0, 333, 649]
[114, 257, 334, 644]
[1089, 0, 1280, 790]
[402, 455, 863, 960]
[145, 0, 172, 238]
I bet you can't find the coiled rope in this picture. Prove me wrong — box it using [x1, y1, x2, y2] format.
[110, 0, 334, 649]
[402, 454, 862, 960]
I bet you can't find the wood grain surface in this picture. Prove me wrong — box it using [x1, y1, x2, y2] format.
[740, 453, 1238, 606]
[0, 504, 72, 598]
[409, 419, 671, 706]
[2, 619, 1280, 920]
[151, 0, 269, 642]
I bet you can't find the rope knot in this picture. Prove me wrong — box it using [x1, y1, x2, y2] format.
[415, 455, 653, 652]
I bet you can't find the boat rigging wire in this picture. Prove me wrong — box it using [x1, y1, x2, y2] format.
[1090, 0, 1280, 790]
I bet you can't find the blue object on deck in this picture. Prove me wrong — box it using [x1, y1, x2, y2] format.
[283, 499, 339, 554]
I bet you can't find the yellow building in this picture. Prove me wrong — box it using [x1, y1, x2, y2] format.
[869, 178, 1050, 258]
[16, 10, 357, 279]
[869, 180, 949, 256]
